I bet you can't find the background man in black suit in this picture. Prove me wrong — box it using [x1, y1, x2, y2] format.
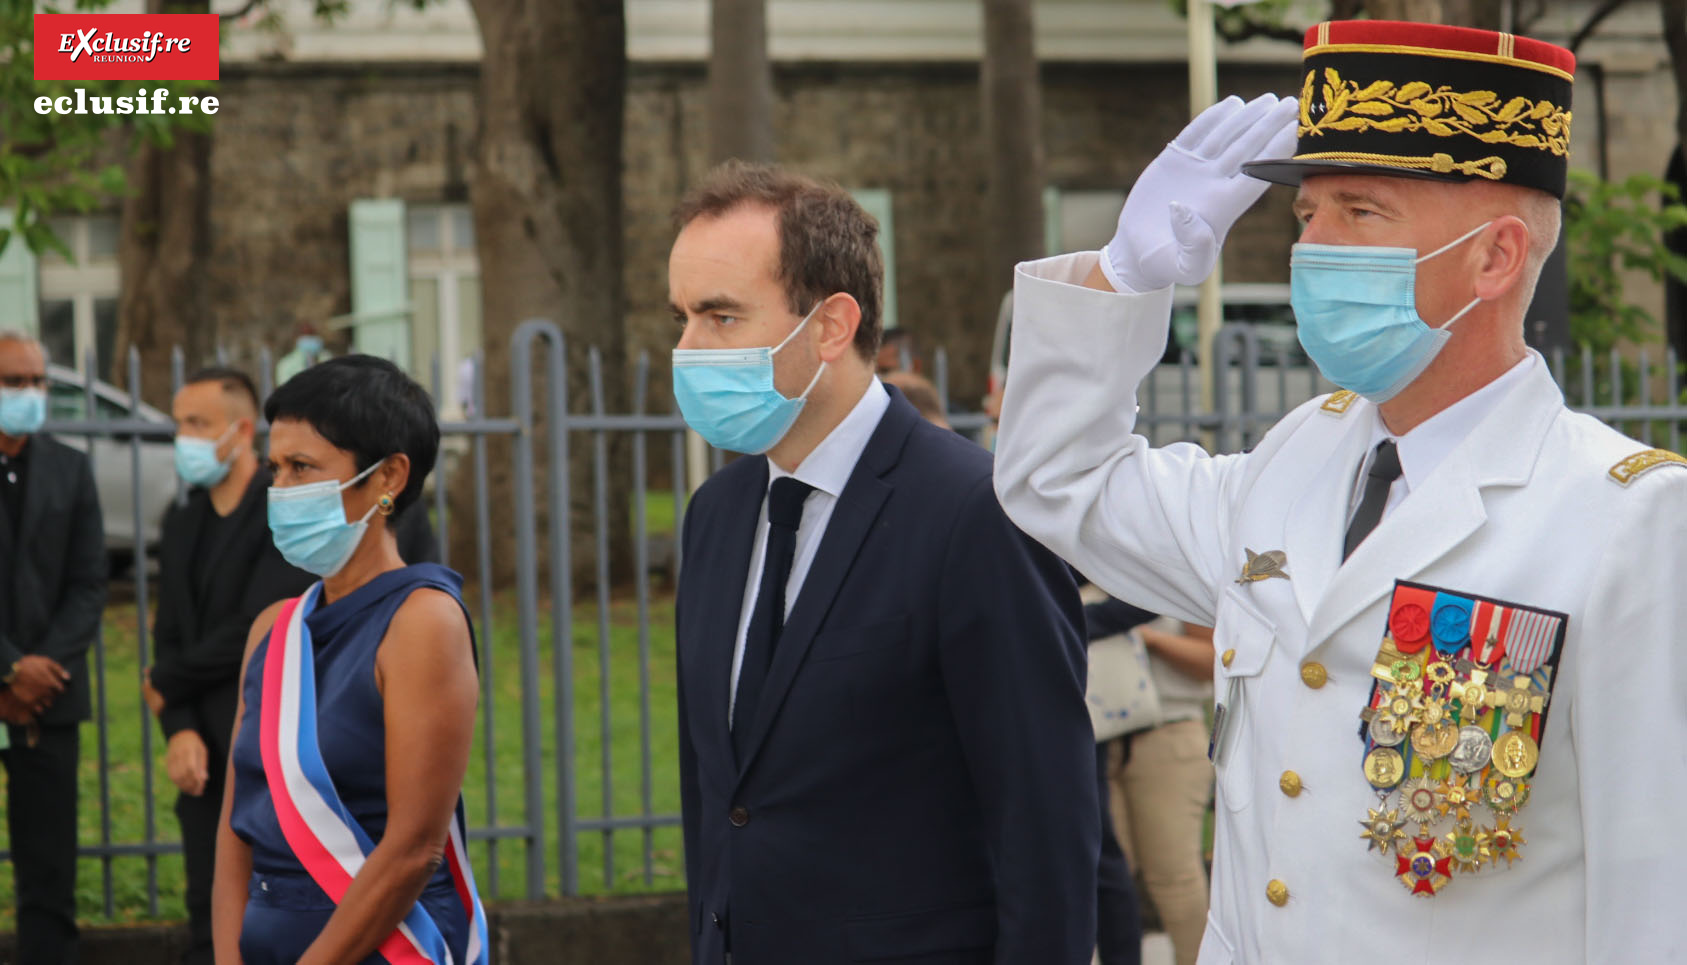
[670, 164, 1098, 965]
[0, 330, 106, 964]
[143, 368, 314, 965]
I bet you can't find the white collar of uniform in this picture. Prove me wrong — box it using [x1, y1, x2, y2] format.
[767, 377, 890, 499]
[1368, 352, 1538, 490]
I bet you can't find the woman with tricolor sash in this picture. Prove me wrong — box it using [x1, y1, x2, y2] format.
[211, 356, 488, 965]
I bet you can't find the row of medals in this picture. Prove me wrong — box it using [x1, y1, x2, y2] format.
[1356, 646, 1547, 896]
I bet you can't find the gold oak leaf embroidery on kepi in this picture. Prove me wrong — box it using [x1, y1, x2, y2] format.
[1298, 68, 1571, 156]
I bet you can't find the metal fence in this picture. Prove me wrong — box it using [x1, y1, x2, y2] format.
[12, 321, 1687, 920]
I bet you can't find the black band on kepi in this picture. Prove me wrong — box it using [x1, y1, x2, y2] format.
[1243, 20, 1575, 198]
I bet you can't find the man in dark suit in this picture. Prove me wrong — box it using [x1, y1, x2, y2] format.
[0, 331, 106, 964]
[669, 164, 1098, 965]
[142, 368, 313, 965]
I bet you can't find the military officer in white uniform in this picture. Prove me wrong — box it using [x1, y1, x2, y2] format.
[994, 19, 1687, 965]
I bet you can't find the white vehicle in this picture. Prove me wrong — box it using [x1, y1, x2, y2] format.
[45, 363, 178, 574]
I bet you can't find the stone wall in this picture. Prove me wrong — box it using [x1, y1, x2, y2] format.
[208, 63, 479, 368]
[206, 51, 1674, 405]
[209, 59, 1298, 406]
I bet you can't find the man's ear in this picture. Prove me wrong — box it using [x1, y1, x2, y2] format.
[814, 293, 863, 364]
[1474, 215, 1530, 302]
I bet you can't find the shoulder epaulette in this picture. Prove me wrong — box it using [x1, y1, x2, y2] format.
[1320, 390, 1358, 415]
[1608, 448, 1687, 486]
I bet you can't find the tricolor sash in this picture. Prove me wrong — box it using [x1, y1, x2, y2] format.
[259, 584, 490, 965]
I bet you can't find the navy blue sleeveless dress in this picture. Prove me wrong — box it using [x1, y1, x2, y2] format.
[229, 564, 475, 964]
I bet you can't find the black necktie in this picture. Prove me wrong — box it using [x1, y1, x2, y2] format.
[1343, 440, 1402, 561]
[733, 477, 814, 761]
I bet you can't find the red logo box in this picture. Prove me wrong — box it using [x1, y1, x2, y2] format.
[34, 14, 219, 81]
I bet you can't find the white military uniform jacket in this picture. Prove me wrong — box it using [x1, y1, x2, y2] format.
[994, 252, 1687, 964]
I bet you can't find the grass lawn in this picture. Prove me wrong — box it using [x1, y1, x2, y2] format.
[0, 586, 683, 928]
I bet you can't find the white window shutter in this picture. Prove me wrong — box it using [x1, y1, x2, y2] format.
[850, 189, 897, 331]
[0, 211, 40, 334]
[348, 199, 410, 369]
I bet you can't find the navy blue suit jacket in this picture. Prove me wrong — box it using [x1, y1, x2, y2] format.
[676, 390, 1099, 965]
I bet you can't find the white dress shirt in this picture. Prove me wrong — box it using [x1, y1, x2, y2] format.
[728, 378, 891, 724]
[1348, 353, 1537, 522]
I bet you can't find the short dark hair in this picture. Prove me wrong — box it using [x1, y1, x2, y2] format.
[673, 161, 885, 361]
[264, 355, 440, 515]
[184, 366, 260, 414]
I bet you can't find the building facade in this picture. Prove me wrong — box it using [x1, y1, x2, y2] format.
[0, 0, 1668, 408]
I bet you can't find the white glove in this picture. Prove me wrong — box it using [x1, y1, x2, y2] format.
[1101, 93, 1300, 293]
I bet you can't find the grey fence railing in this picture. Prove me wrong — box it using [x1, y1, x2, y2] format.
[11, 321, 1687, 921]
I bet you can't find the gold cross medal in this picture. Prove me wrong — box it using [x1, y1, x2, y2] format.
[1356, 580, 1567, 897]
[1235, 548, 1290, 585]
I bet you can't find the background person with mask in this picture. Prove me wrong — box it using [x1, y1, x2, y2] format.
[273, 322, 328, 387]
[143, 367, 313, 965]
[669, 162, 1097, 965]
[0, 329, 105, 964]
[995, 23, 1687, 962]
[211, 355, 486, 964]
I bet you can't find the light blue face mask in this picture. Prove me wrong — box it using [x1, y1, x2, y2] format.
[1291, 220, 1491, 403]
[174, 423, 240, 488]
[0, 388, 46, 436]
[671, 302, 826, 454]
[267, 459, 384, 577]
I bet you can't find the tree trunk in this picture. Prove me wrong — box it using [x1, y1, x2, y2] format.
[113, 0, 213, 404]
[980, 0, 1046, 293]
[1664, 0, 1687, 154]
[459, 0, 631, 591]
[1660, 0, 1687, 359]
[709, 0, 774, 164]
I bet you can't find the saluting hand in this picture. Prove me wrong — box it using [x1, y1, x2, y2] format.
[1101, 93, 1300, 292]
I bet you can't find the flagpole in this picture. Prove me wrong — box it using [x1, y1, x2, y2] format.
[1188, 0, 1222, 424]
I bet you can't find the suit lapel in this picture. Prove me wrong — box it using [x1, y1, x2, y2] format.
[0, 454, 14, 561]
[1305, 362, 1562, 652]
[734, 397, 916, 778]
[1280, 406, 1376, 629]
[694, 458, 767, 768]
[15, 435, 55, 548]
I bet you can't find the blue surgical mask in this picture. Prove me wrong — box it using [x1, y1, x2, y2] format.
[267, 459, 384, 577]
[174, 423, 240, 488]
[297, 335, 324, 357]
[1290, 221, 1491, 403]
[671, 302, 826, 454]
[0, 388, 46, 436]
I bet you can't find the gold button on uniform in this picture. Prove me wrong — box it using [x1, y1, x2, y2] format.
[1300, 661, 1328, 688]
[1266, 879, 1290, 907]
[1222, 649, 1236, 669]
[1279, 770, 1302, 797]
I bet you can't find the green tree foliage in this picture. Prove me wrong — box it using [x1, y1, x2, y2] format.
[0, 1, 214, 259]
[1563, 169, 1687, 352]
